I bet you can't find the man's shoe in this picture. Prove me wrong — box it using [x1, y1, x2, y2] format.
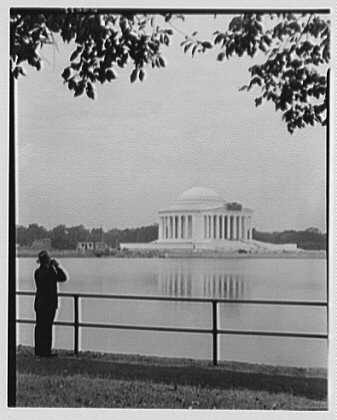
[46, 352, 58, 358]
[39, 352, 58, 358]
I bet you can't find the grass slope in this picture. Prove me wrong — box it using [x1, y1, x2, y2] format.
[16, 347, 327, 409]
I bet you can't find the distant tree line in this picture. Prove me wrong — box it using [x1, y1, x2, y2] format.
[16, 223, 159, 250]
[252, 227, 326, 250]
[16, 223, 326, 250]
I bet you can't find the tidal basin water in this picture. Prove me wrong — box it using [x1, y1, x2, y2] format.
[17, 257, 327, 368]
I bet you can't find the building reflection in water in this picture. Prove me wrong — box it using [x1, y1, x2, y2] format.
[159, 270, 247, 300]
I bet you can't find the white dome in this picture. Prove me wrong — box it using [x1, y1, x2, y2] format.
[178, 187, 222, 203]
[162, 187, 225, 211]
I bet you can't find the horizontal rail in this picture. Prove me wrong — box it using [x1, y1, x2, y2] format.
[17, 290, 328, 364]
[17, 319, 74, 327]
[16, 318, 327, 339]
[17, 318, 210, 334]
[16, 290, 328, 307]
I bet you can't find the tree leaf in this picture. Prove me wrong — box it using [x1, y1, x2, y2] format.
[183, 42, 192, 53]
[86, 81, 95, 99]
[130, 68, 138, 83]
[106, 68, 117, 81]
[70, 46, 82, 61]
[139, 68, 145, 81]
[202, 41, 213, 49]
[61, 67, 71, 81]
[158, 56, 166, 67]
[248, 76, 262, 90]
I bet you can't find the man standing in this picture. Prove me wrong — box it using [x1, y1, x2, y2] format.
[34, 250, 68, 357]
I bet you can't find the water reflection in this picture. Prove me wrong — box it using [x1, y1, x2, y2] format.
[158, 270, 247, 299]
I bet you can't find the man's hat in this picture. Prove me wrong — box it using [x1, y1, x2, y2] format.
[37, 250, 50, 264]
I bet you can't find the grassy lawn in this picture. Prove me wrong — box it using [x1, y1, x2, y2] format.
[16, 346, 327, 409]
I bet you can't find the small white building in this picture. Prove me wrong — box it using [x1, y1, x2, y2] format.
[76, 242, 95, 253]
[77, 241, 108, 253]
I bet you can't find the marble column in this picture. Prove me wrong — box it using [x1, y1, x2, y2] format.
[226, 215, 230, 239]
[231, 215, 235, 240]
[242, 216, 246, 240]
[210, 214, 214, 239]
[159, 217, 162, 240]
[237, 215, 241, 240]
[177, 216, 180, 239]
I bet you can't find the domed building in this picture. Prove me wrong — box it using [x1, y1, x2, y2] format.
[157, 187, 253, 248]
[120, 187, 298, 252]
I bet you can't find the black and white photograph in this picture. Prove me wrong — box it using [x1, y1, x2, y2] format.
[2, 0, 337, 417]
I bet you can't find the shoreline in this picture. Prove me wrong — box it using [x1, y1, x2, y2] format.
[16, 248, 326, 259]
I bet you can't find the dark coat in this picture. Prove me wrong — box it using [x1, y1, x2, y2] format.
[34, 265, 67, 310]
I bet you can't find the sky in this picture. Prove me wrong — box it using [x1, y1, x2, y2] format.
[16, 14, 327, 232]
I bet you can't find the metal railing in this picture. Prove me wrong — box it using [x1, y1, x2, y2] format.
[16, 291, 328, 365]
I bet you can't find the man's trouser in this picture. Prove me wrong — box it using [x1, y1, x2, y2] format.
[34, 305, 56, 356]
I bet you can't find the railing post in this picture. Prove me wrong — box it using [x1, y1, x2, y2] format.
[74, 295, 79, 355]
[212, 300, 218, 366]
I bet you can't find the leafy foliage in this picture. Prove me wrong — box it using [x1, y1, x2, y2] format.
[10, 10, 177, 99]
[253, 227, 326, 250]
[16, 223, 48, 246]
[10, 10, 330, 132]
[212, 13, 330, 133]
[16, 223, 159, 249]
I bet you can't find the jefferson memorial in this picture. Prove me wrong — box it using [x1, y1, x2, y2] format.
[157, 187, 253, 247]
[120, 186, 297, 252]
[121, 187, 298, 252]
